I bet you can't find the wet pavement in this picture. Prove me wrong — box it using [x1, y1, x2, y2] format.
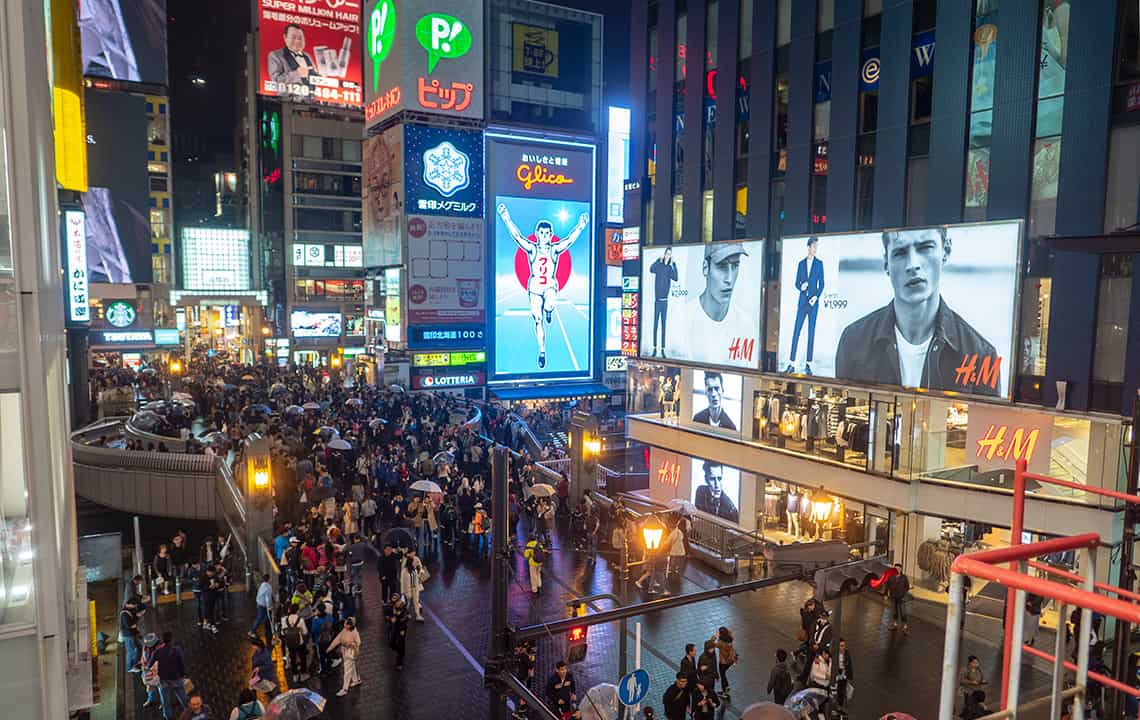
[119, 517, 1055, 719]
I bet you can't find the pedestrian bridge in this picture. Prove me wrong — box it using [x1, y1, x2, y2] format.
[70, 417, 247, 540]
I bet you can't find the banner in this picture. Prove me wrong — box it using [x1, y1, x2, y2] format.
[487, 132, 596, 380]
[777, 221, 1020, 397]
[363, 125, 404, 267]
[257, 0, 363, 108]
[406, 215, 485, 325]
[639, 240, 765, 369]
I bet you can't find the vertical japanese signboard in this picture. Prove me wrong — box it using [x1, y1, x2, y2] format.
[63, 209, 90, 325]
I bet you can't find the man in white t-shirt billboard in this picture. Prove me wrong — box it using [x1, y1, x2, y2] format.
[665, 243, 758, 366]
[834, 227, 999, 396]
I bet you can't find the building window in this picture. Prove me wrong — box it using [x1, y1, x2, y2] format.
[1091, 254, 1133, 384]
[905, 157, 928, 226]
[776, 0, 792, 47]
[673, 12, 687, 195]
[964, 0, 1000, 219]
[1112, 0, 1139, 114]
[1104, 124, 1140, 232]
[1019, 277, 1051, 376]
[1028, 0, 1070, 239]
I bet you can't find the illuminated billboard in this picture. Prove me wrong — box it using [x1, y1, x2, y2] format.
[777, 221, 1020, 397]
[79, 0, 168, 85]
[291, 310, 342, 338]
[648, 447, 742, 525]
[257, 0, 363, 108]
[639, 240, 765, 369]
[82, 89, 152, 284]
[364, 0, 484, 128]
[182, 228, 251, 291]
[363, 125, 404, 268]
[605, 296, 622, 352]
[404, 124, 483, 218]
[487, 132, 596, 381]
[689, 369, 742, 433]
[606, 106, 630, 224]
[407, 215, 485, 325]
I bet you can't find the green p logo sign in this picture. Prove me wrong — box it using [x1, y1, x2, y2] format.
[369, 0, 397, 91]
[415, 13, 472, 74]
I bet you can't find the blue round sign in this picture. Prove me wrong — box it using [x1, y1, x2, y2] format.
[618, 668, 650, 706]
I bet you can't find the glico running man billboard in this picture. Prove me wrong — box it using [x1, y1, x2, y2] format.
[777, 220, 1020, 398]
[257, 0, 363, 108]
[487, 132, 596, 381]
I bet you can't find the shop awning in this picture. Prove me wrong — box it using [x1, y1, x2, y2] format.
[491, 382, 612, 402]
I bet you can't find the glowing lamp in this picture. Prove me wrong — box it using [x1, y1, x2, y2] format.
[810, 496, 834, 522]
[169, 359, 183, 376]
[641, 515, 666, 552]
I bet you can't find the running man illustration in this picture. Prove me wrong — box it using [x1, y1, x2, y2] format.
[497, 202, 590, 369]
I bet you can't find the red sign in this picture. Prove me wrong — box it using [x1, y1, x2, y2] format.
[257, 0, 363, 109]
[416, 78, 475, 112]
[365, 86, 401, 122]
[605, 228, 624, 266]
[953, 353, 1002, 393]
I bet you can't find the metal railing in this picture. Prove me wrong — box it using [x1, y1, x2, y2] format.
[938, 459, 1140, 720]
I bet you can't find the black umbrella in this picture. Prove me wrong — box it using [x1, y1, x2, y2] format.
[382, 527, 417, 550]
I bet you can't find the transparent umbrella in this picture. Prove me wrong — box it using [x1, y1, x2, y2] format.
[741, 703, 796, 720]
[578, 682, 619, 720]
[265, 688, 326, 720]
[784, 688, 829, 716]
[327, 437, 352, 451]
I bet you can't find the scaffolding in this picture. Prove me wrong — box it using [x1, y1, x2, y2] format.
[938, 459, 1140, 719]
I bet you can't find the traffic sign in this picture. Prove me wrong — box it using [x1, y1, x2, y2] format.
[617, 669, 650, 706]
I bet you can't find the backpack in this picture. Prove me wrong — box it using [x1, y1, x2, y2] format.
[531, 544, 548, 564]
[283, 616, 304, 649]
[316, 618, 333, 645]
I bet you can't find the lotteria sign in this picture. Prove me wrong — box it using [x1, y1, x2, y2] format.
[411, 371, 485, 389]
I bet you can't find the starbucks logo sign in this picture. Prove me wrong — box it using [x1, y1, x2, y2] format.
[106, 301, 137, 328]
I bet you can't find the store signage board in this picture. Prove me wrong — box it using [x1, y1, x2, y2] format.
[364, 0, 484, 129]
[965, 405, 1054, 475]
[102, 331, 153, 344]
[63, 209, 90, 325]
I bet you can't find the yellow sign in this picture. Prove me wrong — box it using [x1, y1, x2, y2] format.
[512, 23, 559, 78]
[413, 352, 451, 367]
[449, 351, 486, 366]
[51, 0, 88, 191]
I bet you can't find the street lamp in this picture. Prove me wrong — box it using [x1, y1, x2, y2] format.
[169, 359, 183, 376]
[641, 515, 666, 553]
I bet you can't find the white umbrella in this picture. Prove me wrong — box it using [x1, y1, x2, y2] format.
[667, 498, 696, 514]
[327, 437, 352, 451]
[346, 397, 364, 406]
[302, 401, 320, 410]
[409, 479, 443, 494]
[578, 683, 619, 720]
[526, 483, 556, 498]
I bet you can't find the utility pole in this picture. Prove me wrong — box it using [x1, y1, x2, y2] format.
[488, 446, 510, 720]
[1113, 390, 1140, 713]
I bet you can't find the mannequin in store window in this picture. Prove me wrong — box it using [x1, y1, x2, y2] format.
[785, 491, 801, 537]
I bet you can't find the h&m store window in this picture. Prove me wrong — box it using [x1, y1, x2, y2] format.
[752, 379, 898, 474]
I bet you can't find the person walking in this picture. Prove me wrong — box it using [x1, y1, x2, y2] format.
[227, 689, 264, 720]
[153, 545, 175, 595]
[328, 617, 362, 696]
[661, 673, 690, 720]
[310, 603, 335, 676]
[545, 661, 577, 717]
[679, 643, 698, 686]
[887, 563, 911, 633]
[249, 637, 277, 695]
[140, 632, 163, 709]
[360, 494, 378, 538]
[835, 637, 854, 710]
[697, 639, 718, 697]
[399, 549, 427, 622]
[691, 678, 721, 720]
[387, 593, 410, 670]
[767, 649, 794, 705]
[280, 602, 310, 682]
[378, 543, 401, 603]
[523, 533, 546, 595]
[713, 626, 737, 698]
[665, 521, 686, 580]
[154, 631, 190, 720]
[809, 647, 832, 690]
[249, 574, 274, 645]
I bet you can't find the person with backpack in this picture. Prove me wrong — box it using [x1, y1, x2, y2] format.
[140, 633, 163, 708]
[280, 602, 310, 682]
[523, 533, 546, 594]
[227, 689, 264, 720]
[767, 648, 794, 705]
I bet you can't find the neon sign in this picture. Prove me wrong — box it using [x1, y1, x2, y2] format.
[416, 78, 474, 111]
[368, 0, 397, 91]
[365, 85, 401, 122]
[515, 163, 574, 190]
[415, 13, 473, 73]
